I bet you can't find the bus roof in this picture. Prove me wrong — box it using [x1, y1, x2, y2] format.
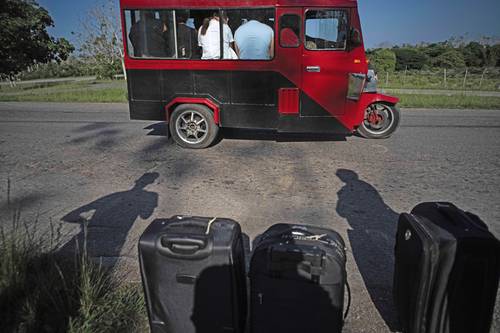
[120, 0, 358, 9]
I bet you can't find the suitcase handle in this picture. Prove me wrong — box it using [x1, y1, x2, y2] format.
[166, 217, 218, 235]
[157, 236, 213, 260]
[436, 203, 489, 232]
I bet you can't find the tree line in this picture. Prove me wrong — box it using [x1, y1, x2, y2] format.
[0, 0, 122, 81]
[2, 0, 499, 81]
[367, 40, 500, 73]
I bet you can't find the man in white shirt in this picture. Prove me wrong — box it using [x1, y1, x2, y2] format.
[234, 10, 274, 60]
[198, 12, 237, 60]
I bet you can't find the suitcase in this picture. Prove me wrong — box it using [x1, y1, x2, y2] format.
[394, 202, 500, 333]
[250, 223, 348, 333]
[138, 216, 247, 333]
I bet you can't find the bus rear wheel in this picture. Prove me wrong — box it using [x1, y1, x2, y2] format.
[169, 104, 219, 149]
[357, 103, 400, 139]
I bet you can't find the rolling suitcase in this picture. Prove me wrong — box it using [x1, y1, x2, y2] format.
[394, 202, 500, 333]
[139, 216, 247, 333]
[250, 224, 348, 333]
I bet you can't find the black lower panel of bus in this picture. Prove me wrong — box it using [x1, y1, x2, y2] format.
[127, 69, 350, 134]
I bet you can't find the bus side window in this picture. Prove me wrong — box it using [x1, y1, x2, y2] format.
[125, 9, 176, 58]
[305, 9, 348, 51]
[228, 8, 275, 60]
[279, 14, 300, 48]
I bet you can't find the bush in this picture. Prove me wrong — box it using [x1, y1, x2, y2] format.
[432, 50, 466, 68]
[0, 203, 147, 333]
[368, 49, 397, 72]
[394, 48, 429, 70]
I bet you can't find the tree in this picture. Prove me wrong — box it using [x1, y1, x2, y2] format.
[486, 44, 500, 67]
[432, 49, 466, 68]
[393, 48, 429, 70]
[461, 42, 487, 67]
[0, 0, 74, 79]
[77, 0, 124, 79]
[424, 42, 454, 59]
[368, 49, 397, 72]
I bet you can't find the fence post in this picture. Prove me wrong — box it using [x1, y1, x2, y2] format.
[403, 66, 408, 87]
[462, 68, 468, 90]
[385, 72, 389, 86]
[443, 68, 447, 88]
[479, 68, 487, 89]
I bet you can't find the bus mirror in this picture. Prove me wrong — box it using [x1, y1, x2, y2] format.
[349, 28, 362, 48]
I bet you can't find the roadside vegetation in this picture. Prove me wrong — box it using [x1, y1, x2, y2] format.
[0, 204, 147, 333]
[0, 80, 127, 103]
[396, 94, 500, 109]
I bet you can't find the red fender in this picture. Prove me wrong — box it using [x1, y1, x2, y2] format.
[359, 93, 399, 111]
[165, 97, 221, 124]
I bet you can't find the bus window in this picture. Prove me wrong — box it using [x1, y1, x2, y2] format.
[305, 9, 348, 50]
[227, 8, 275, 60]
[125, 10, 175, 58]
[279, 14, 300, 48]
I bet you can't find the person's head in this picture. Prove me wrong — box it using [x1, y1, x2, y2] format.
[248, 9, 267, 23]
[200, 17, 211, 36]
[143, 11, 155, 21]
[134, 172, 159, 189]
[336, 169, 359, 183]
[176, 10, 189, 24]
[216, 10, 229, 24]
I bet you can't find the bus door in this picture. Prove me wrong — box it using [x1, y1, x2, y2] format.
[301, 8, 350, 117]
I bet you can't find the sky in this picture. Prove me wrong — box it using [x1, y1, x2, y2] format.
[39, 0, 500, 49]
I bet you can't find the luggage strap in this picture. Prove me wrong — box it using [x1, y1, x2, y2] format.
[344, 280, 351, 322]
[205, 217, 217, 234]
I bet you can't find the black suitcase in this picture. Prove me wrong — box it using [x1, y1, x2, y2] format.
[250, 224, 348, 333]
[394, 202, 500, 333]
[138, 216, 247, 333]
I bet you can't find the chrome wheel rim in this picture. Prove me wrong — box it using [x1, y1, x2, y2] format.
[362, 103, 395, 136]
[175, 110, 208, 145]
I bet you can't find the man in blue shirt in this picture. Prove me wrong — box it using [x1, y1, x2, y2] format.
[234, 10, 274, 60]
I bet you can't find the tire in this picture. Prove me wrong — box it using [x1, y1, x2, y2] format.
[169, 104, 219, 149]
[357, 103, 400, 139]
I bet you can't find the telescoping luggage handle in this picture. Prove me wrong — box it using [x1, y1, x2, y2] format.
[156, 217, 217, 260]
[434, 202, 489, 231]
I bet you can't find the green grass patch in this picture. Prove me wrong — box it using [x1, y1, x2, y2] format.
[0, 206, 147, 333]
[396, 93, 500, 109]
[0, 80, 127, 103]
[0, 88, 127, 103]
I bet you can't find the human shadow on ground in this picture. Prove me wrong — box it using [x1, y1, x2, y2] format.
[335, 169, 400, 331]
[60, 172, 159, 269]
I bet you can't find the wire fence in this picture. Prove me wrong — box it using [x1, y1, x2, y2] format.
[377, 67, 500, 91]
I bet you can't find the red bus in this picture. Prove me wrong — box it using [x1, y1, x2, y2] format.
[120, 0, 400, 148]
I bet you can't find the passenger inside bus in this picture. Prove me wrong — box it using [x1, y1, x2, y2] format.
[234, 9, 274, 60]
[176, 10, 201, 59]
[129, 11, 171, 57]
[279, 15, 300, 48]
[198, 11, 238, 60]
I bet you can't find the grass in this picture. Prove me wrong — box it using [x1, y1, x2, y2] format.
[0, 203, 147, 333]
[377, 69, 500, 91]
[395, 93, 500, 109]
[0, 80, 127, 103]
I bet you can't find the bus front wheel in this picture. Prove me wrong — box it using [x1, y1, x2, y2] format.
[169, 104, 219, 149]
[357, 103, 400, 139]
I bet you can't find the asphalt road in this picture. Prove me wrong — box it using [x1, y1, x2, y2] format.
[1, 102, 499, 332]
